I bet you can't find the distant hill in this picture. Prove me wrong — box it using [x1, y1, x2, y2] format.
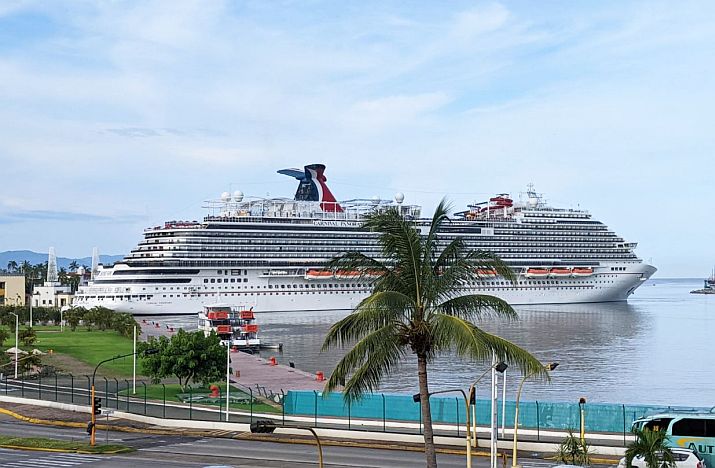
[0, 250, 124, 269]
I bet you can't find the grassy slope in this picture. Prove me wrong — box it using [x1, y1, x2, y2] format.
[0, 434, 133, 453]
[33, 327, 137, 377]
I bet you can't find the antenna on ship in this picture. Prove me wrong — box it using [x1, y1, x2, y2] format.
[47, 247, 58, 284]
[91, 247, 99, 280]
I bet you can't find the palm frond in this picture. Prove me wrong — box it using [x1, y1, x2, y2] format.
[321, 291, 413, 350]
[438, 293, 518, 322]
[431, 313, 549, 378]
[324, 324, 406, 402]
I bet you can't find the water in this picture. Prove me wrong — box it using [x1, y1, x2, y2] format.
[149, 278, 715, 407]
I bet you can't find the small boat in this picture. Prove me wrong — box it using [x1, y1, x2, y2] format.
[305, 269, 334, 280]
[525, 268, 549, 278]
[549, 267, 572, 277]
[198, 304, 260, 351]
[571, 267, 594, 277]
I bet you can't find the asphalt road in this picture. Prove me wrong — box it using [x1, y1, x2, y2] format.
[0, 414, 560, 467]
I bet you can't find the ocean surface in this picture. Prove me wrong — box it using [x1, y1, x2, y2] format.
[151, 278, 715, 407]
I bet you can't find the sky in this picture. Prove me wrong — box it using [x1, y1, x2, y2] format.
[0, 0, 713, 277]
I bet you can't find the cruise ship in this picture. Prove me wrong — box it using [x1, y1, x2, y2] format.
[73, 164, 656, 315]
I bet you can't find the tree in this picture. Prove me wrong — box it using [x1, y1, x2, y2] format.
[7, 261, 18, 273]
[0, 326, 9, 347]
[68, 261, 79, 272]
[322, 201, 547, 467]
[139, 329, 226, 390]
[19, 327, 37, 347]
[65, 308, 84, 331]
[626, 428, 675, 468]
[556, 430, 591, 466]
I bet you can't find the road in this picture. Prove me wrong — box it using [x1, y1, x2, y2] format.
[0, 413, 561, 467]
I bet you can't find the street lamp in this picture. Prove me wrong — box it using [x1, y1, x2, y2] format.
[89, 348, 158, 446]
[468, 361, 508, 448]
[251, 421, 324, 468]
[511, 362, 559, 468]
[10, 313, 18, 379]
[579, 397, 587, 444]
[413, 388, 473, 468]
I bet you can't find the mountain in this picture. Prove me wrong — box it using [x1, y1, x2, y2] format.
[0, 250, 124, 269]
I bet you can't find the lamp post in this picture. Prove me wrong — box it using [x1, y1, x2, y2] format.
[90, 348, 158, 446]
[468, 361, 508, 449]
[10, 313, 18, 379]
[225, 342, 231, 422]
[251, 422, 323, 467]
[579, 397, 587, 444]
[413, 388, 472, 468]
[512, 362, 559, 468]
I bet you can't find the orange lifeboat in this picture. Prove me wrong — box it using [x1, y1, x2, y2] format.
[240, 309, 254, 320]
[305, 269, 334, 280]
[571, 267, 594, 277]
[549, 267, 572, 277]
[216, 325, 232, 334]
[525, 268, 549, 278]
[242, 324, 259, 333]
[335, 270, 361, 279]
[207, 310, 229, 320]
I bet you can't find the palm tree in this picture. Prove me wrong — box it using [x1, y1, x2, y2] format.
[68, 261, 79, 272]
[626, 428, 676, 468]
[322, 201, 547, 468]
[7, 261, 18, 273]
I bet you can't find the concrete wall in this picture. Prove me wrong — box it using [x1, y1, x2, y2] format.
[0, 275, 25, 306]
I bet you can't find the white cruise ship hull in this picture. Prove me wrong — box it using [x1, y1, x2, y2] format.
[74, 263, 656, 315]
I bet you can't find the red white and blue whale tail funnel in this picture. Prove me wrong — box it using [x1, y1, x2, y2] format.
[277, 164, 343, 212]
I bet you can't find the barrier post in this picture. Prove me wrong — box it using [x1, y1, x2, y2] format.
[162, 383, 166, 418]
[348, 399, 351, 430]
[69, 374, 74, 403]
[85, 375, 90, 404]
[249, 387, 253, 424]
[54, 374, 58, 401]
[536, 400, 540, 441]
[189, 385, 193, 420]
[38, 372, 42, 399]
[218, 386, 222, 421]
[124, 380, 130, 411]
[113, 378, 119, 409]
[281, 390, 285, 426]
[622, 405, 627, 446]
[456, 397, 460, 437]
[103, 377, 108, 406]
[383, 393, 386, 432]
[21, 372, 24, 397]
[313, 390, 318, 428]
[142, 381, 147, 415]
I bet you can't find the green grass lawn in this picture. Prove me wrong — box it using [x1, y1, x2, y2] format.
[0, 434, 133, 453]
[32, 326, 138, 377]
[120, 383, 281, 414]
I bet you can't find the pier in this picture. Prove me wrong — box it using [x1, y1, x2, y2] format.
[138, 319, 326, 394]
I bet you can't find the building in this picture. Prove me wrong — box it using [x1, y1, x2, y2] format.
[31, 247, 74, 308]
[0, 275, 26, 306]
[32, 285, 73, 308]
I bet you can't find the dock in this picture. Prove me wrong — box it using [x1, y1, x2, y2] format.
[137, 318, 327, 395]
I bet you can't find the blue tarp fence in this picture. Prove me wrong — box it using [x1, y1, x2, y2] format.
[284, 390, 709, 433]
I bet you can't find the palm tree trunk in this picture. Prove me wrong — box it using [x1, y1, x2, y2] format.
[417, 352, 437, 468]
